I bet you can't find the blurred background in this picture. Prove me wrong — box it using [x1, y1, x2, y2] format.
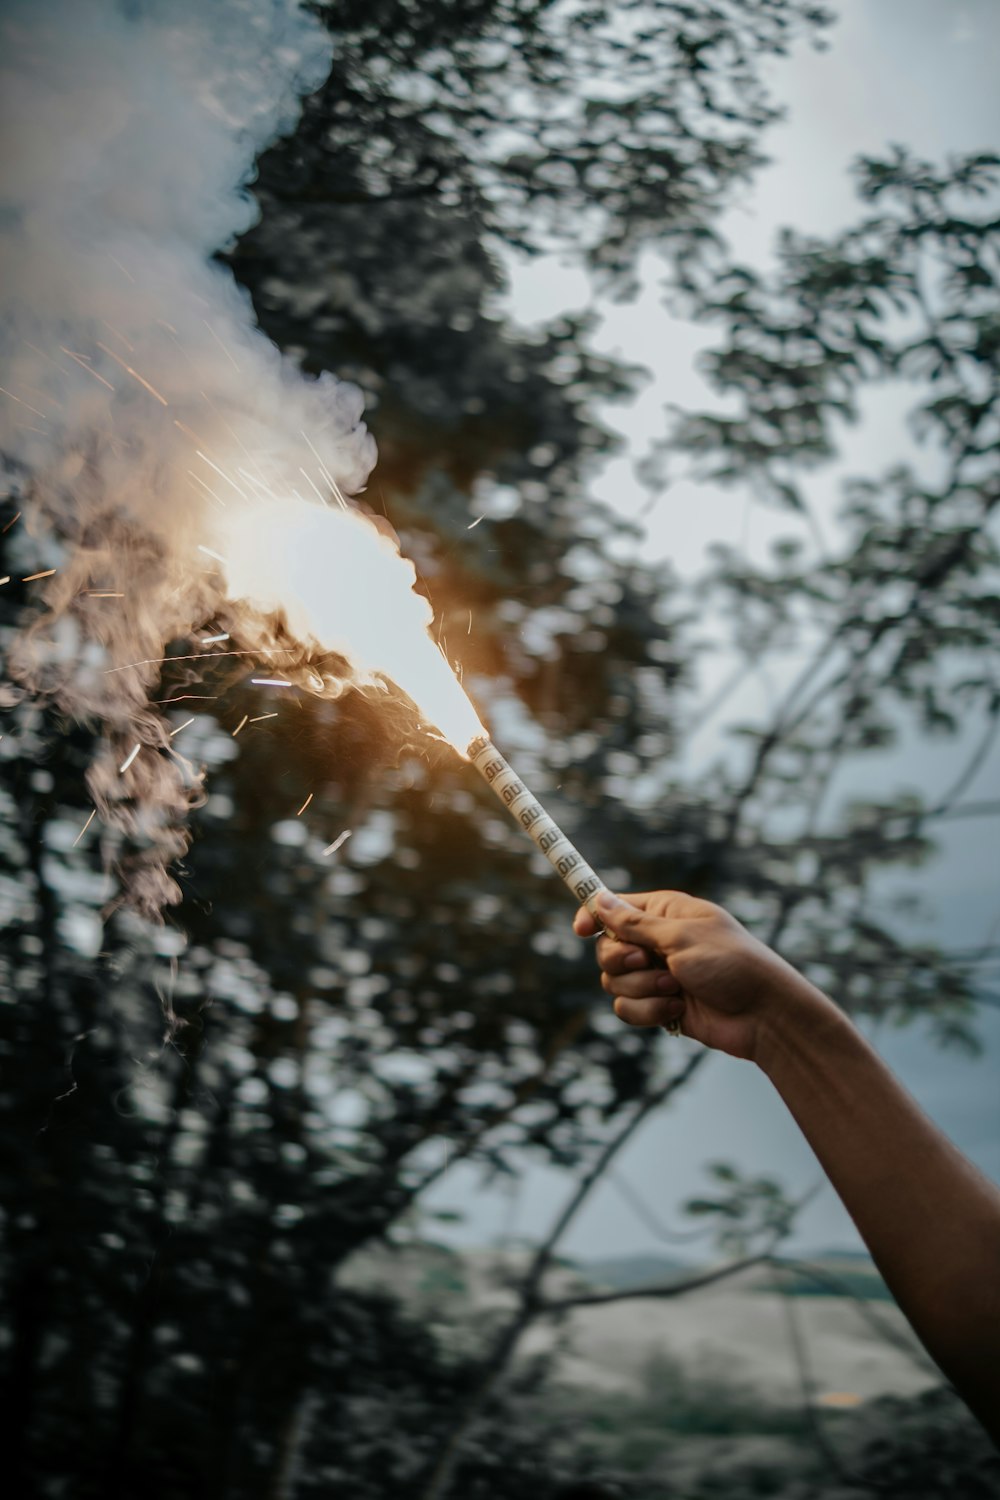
[1, 1, 998, 1496]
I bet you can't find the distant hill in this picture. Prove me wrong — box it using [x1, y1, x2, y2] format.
[569, 1252, 694, 1291]
[568, 1247, 893, 1301]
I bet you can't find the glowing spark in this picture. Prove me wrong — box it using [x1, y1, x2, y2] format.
[250, 678, 292, 688]
[100, 320, 134, 352]
[195, 451, 247, 500]
[106, 647, 293, 675]
[95, 342, 169, 405]
[0, 386, 49, 419]
[299, 466, 328, 507]
[248, 712, 278, 724]
[467, 515, 486, 529]
[119, 743, 141, 773]
[236, 467, 275, 500]
[58, 347, 116, 391]
[201, 632, 229, 645]
[203, 319, 242, 371]
[188, 470, 227, 510]
[22, 569, 57, 582]
[232, 714, 249, 737]
[467, 610, 473, 634]
[72, 809, 98, 847]
[328, 476, 350, 512]
[322, 830, 352, 857]
[301, 431, 340, 498]
[296, 793, 313, 816]
[108, 253, 135, 282]
[0, 577, 10, 587]
[24, 384, 63, 412]
[174, 418, 210, 447]
[84, 590, 124, 598]
[169, 718, 195, 738]
[198, 544, 229, 565]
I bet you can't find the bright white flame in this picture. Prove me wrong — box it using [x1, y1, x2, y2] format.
[213, 497, 486, 754]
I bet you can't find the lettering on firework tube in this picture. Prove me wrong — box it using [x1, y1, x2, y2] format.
[467, 737, 608, 914]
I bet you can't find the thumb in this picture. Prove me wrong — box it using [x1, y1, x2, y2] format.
[595, 891, 664, 951]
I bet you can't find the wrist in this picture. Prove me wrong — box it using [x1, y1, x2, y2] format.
[752, 969, 852, 1078]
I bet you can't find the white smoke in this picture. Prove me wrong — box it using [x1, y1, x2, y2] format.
[0, 0, 377, 914]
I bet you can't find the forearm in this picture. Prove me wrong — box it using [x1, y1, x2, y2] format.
[757, 987, 1000, 1442]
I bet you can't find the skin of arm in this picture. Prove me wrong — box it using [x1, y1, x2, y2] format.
[574, 888, 1000, 1446]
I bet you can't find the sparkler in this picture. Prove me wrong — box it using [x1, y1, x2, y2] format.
[465, 735, 606, 914]
[211, 490, 609, 916]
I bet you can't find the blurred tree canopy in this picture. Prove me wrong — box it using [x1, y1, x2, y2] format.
[2, 1, 999, 1496]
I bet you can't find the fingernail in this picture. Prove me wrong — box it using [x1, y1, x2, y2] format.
[623, 950, 646, 970]
[655, 972, 678, 993]
[596, 891, 627, 918]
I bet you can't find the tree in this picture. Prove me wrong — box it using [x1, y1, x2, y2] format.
[3, 2, 999, 1496]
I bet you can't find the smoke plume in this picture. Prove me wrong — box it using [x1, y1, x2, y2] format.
[0, 0, 377, 914]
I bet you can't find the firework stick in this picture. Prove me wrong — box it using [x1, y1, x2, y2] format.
[467, 737, 607, 915]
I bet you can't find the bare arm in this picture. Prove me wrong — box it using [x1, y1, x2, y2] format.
[575, 888, 1000, 1444]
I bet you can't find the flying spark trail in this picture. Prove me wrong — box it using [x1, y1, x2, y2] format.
[22, 569, 57, 582]
[299, 466, 328, 506]
[168, 718, 195, 737]
[203, 319, 241, 371]
[105, 648, 293, 675]
[201, 632, 229, 644]
[467, 515, 485, 529]
[232, 714, 249, 737]
[95, 342, 168, 405]
[174, 418, 210, 447]
[296, 793, 313, 816]
[2, 512, 21, 533]
[72, 809, 97, 848]
[195, 452, 247, 500]
[327, 475, 350, 512]
[107, 252, 135, 283]
[84, 590, 124, 598]
[322, 829, 352, 857]
[100, 320, 134, 352]
[0, 386, 49, 419]
[301, 430, 339, 497]
[234, 467, 270, 499]
[119, 743, 141, 773]
[188, 470, 228, 509]
[250, 677, 292, 687]
[197, 544, 229, 565]
[248, 712, 278, 723]
[0, 577, 10, 587]
[58, 347, 116, 391]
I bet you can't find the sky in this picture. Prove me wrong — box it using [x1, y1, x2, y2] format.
[423, 0, 1000, 1261]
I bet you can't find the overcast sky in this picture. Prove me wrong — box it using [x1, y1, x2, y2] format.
[426, 0, 1000, 1261]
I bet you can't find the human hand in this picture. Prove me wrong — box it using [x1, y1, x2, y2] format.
[574, 889, 827, 1063]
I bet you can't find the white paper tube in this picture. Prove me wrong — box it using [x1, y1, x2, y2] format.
[467, 737, 607, 914]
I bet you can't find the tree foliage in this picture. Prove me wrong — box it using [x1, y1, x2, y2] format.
[2, 1, 999, 1495]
